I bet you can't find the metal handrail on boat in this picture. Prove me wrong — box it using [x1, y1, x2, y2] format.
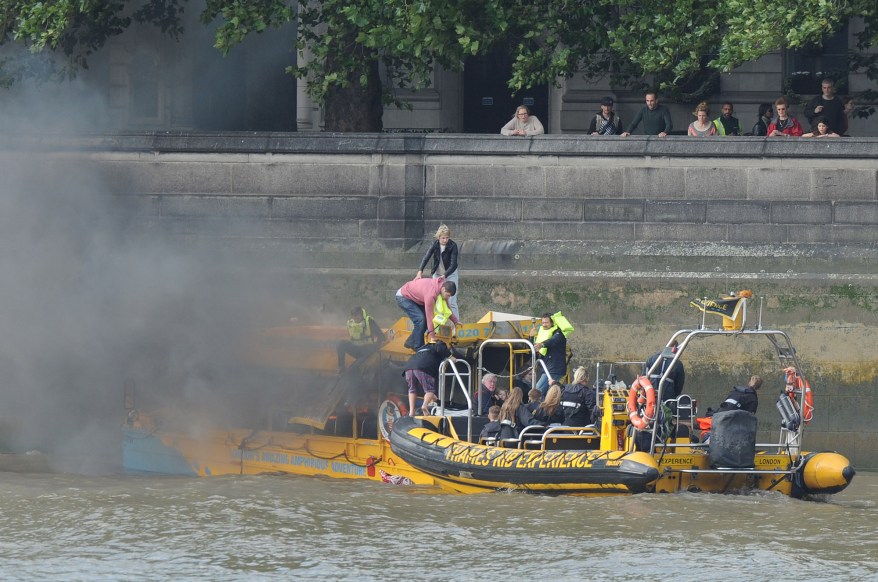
[477, 338, 538, 414]
[437, 358, 474, 440]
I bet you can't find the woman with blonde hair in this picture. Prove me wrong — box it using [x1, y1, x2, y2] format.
[532, 383, 564, 426]
[688, 101, 717, 137]
[560, 366, 597, 427]
[416, 223, 460, 319]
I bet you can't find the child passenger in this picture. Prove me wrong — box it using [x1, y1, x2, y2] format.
[479, 405, 502, 442]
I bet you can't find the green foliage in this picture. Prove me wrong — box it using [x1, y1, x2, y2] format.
[1, 0, 875, 127]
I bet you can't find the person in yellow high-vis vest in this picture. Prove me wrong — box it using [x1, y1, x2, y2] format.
[531, 312, 568, 397]
[336, 306, 385, 374]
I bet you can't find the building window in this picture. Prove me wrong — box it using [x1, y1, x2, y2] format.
[784, 23, 849, 94]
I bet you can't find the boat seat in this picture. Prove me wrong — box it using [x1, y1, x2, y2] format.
[447, 415, 491, 443]
[500, 438, 520, 448]
[543, 434, 600, 451]
[480, 437, 499, 447]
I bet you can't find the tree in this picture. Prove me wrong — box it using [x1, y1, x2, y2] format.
[2, 0, 876, 131]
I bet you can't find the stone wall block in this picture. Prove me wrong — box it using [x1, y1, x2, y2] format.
[637, 223, 728, 242]
[272, 197, 378, 220]
[431, 165, 494, 197]
[832, 225, 878, 244]
[425, 198, 522, 221]
[706, 200, 770, 224]
[493, 165, 547, 198]
[268, 219, 361, 238]
[528, 199, 584, 221]
[553, 222, 636, 241]
[624, 167, 686, 199]
[161, 195, 270, 218]
[812, 169, 877, 201]
[685, 167, 747, 200]
[747, 168, 813, 200]
[546, 166, 625, 198]
[770, 201, 832, 224]
[232, 162, 370, 195]
[834, 202, 878, 225]
[583, 200, 644, 222]
[727, 223, 789, 243]
[645, 200, 708, 223]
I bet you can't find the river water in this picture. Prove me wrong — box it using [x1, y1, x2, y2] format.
[1, 469, 876, 581]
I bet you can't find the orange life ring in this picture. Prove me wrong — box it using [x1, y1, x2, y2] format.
[386, 393, 409, 417]
[783, 367, 814, 424]
[627, 376, 655, 430]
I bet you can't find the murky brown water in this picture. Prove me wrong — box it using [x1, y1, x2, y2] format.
[0, 470, 875, 580]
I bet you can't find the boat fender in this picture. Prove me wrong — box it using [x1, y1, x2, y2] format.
[627, 376, 655, 430]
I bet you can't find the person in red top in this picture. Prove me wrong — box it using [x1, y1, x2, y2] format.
[767, 97, 804, 137]
[395, 276, 459, 350]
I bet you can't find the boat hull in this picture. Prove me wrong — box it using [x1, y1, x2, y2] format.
[121, 423, 441, 488]
[388, 416, 660, 494]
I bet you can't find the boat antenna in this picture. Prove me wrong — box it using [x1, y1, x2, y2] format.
[699, 297, 707, 330]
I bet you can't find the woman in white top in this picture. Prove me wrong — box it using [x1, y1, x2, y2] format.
[501, 105, 545, 136]
[688, 101, 717, 137]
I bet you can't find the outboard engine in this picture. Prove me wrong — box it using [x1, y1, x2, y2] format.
[709, 410, 757, 468]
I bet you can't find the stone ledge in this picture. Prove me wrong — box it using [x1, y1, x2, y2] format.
[3, 131, 878, 159]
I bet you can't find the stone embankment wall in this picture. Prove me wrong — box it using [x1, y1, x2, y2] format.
[2, 133, 877, 467]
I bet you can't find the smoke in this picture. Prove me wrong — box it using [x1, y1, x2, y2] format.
[0, 15, 307, 473]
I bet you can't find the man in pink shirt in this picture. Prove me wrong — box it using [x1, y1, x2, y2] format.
[395, 277, 459, 350]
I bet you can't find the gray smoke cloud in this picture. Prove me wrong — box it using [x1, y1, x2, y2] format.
[0, 15, 315, 474]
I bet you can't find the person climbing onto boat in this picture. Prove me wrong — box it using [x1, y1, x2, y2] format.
[530, 383, 564, 426]
[402, 340, 456, 416]
[336, 306, 385, 374]
[479, 405, 502, 442]
[531, 313, 569, 397]
[395, 277, 460, 351]
[714, 375, 762, 414]
[497, 387, 532, 439]
[644, 340, 685, 412]
[559, 367, 597, 427]
[415, 224, 460, 320]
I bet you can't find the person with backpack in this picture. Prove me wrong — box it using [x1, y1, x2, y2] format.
[587, 97, 622, 135]
[497, 387, 532, 440]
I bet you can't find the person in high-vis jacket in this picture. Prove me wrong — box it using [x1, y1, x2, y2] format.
[532, 312, 567, 397]
[336, 306, 385, 373]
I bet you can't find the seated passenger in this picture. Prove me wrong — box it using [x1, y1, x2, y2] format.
[560, 367, 597, 427]
[479, 405, 502, 442]
[530, 383, 564, 426]
[476, 373, 503, 415]
[526, 387, 543, 414]
[497, 387, 532, 440]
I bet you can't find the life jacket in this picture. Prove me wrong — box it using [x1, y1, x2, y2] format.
[433, 295, 452, 327]
[534, 325, 558, 356]
[534, 312, 574, 356]
[347, 309, 375, 345]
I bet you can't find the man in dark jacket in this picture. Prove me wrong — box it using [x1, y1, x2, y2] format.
[403, 341, 454, 416]
[622, 91, 673, 137]
[716, 375, 762, 414]
[532, 313, 567, 397]
[644, 340, 686, 410]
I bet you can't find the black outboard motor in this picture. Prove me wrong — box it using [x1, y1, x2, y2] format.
[709, 410, 757, 468]
[775, 394, 801, 431]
